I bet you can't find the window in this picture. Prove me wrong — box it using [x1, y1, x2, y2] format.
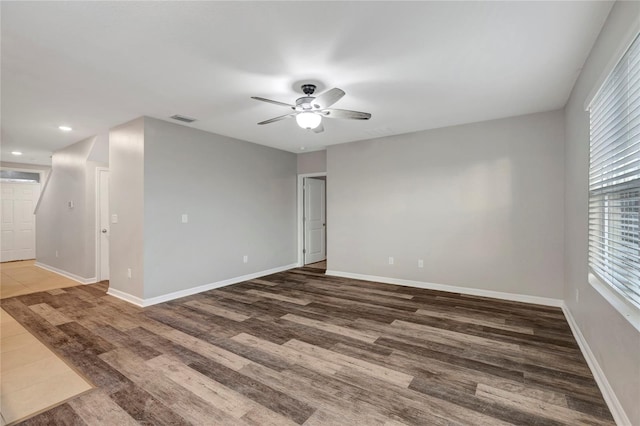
[589, 33, 640, 310]
[0, 170, 40, 183]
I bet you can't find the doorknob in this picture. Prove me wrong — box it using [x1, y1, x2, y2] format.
[101, 229, 108, 233]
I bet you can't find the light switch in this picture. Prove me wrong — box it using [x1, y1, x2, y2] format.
[111, 214, 118, 224]
[181, 214, 188, 223]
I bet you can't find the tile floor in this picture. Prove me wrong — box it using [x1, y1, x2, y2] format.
[1, 261, 94, 424]
[1, 260, 79, 299]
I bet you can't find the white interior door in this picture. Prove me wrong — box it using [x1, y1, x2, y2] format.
[98, 169, 110, 280]
[304, 177, 326, 264]
[1, 182, 40, 262]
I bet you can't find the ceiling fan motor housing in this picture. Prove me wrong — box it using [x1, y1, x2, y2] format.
[301, 84, 317, 95]
[295, 96, 316, 111]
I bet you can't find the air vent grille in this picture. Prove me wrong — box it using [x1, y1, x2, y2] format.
[170, 114, 197, 123]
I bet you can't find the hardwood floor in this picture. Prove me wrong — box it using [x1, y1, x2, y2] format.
[1, 266, 614, 425]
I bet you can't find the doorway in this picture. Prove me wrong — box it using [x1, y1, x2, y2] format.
[96, 168, 110, 281]
[298, 172, 327, 267]
[0, 181, 40, 262]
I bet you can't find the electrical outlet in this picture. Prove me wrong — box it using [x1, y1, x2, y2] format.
[418, 259, 424, 268]
[388, 257, 394, 265]
[181, 214, 188, 223]
[127, 268, 132, 279]
[55, 250, 59, 258]
[243, 255, 248, 264]
[575, 288, 580, 303]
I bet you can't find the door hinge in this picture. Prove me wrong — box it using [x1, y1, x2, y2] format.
[303, 249, 306, 254]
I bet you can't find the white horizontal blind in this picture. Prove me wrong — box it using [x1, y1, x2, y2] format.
[589, 33, 640, 309]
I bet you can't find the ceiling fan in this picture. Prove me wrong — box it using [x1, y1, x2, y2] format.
[251, 84, 371, 133]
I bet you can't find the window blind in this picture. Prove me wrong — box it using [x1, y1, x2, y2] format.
[589, 33, 640, 309]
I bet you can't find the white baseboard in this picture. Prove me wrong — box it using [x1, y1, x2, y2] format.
[106, 287, 146, 307]
[561, 303, 631, 426]
[107, 263, 297, 308]
[325, 270, 563, 307]
[35, 262, 97, 285]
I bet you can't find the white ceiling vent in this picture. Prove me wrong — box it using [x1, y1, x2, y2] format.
[170, 114, 197, 123]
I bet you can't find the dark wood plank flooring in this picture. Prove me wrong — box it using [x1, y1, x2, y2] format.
[2, 266, 614, 425]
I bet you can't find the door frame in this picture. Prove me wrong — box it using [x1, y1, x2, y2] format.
[0, 181, 41, 262]
[297, 172, 327, 267]
[0, 166, 48, 206]
[0, 166, 48, 260]
[95, 167, 109, 281]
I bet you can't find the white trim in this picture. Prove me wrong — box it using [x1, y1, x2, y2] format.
[106, 287, 145, 307]
[561, 303, 632, 426]
[584, 22, 640, 111]
[0, 180, 41, 262]
[325, 270, 563, 307]
[95, 167, 109, 282]
[107, 263, 297, 308]
[0, 166, 46, 261]
[588, 273, 640, 333]
[297, 172, 327, 267]
[35, 262, 97, 285]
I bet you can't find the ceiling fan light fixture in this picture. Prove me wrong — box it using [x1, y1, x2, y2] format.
[252, 85, 368, 132]
[296, 112, 321, 130]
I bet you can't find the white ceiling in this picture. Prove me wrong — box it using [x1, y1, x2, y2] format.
[1, 1, 613, 165]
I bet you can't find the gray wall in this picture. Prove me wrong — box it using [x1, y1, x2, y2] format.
[564, 1, 640, 423]
[87, 132, 109, 163]
[109, 118, 145, 299]
[36, 137, 97, 278]
[327, 110, 565, 299]
[142, 118, 297, 299]
[297, 150, 326, 174]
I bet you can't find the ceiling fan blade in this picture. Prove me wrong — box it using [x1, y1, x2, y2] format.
[312, 88, 345, 109]
[321, 108, 371, 120]
[251, 96, 295, 109]
[312, 122, 325, 133]
[258, 113, 296, 125]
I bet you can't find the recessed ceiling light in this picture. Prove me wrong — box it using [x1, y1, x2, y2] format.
[11, 151, 23, 156]
[300, 147, 306, 151]
[58, 125, 72, 131]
